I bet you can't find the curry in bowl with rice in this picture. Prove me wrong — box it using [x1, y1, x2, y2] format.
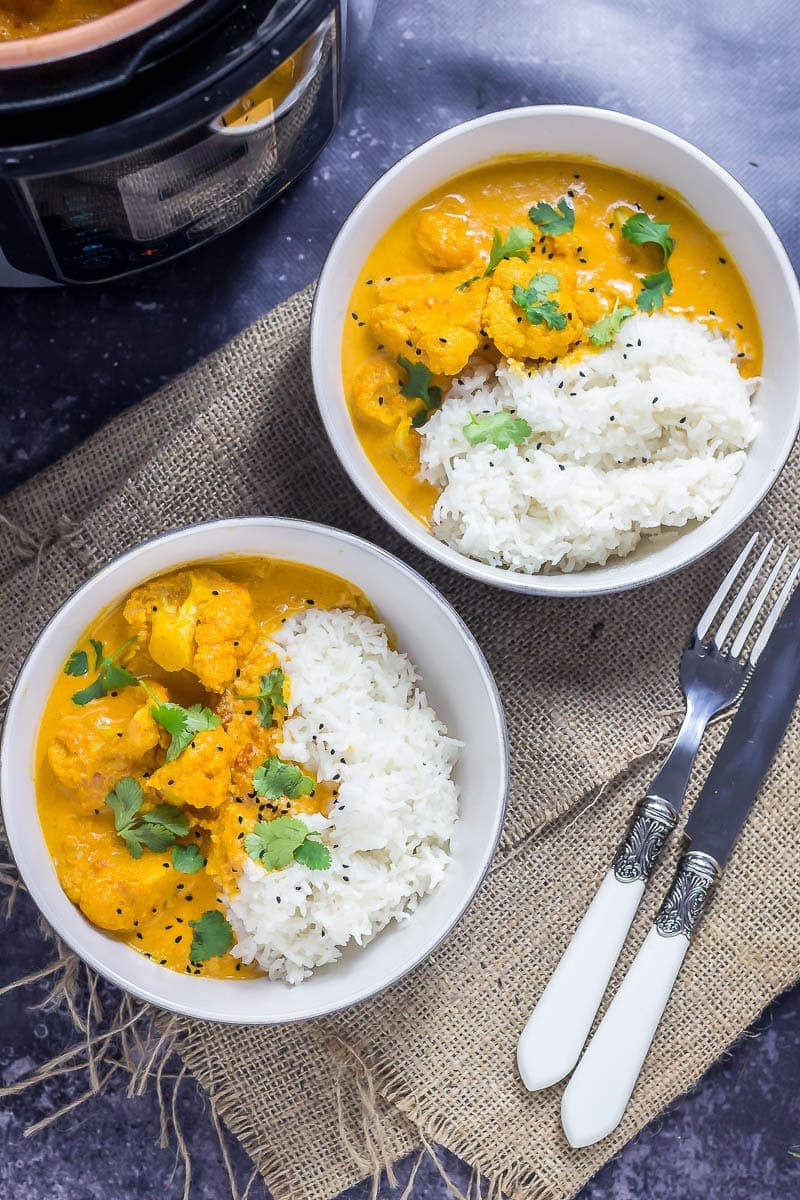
[342, 157, 762, 574]
[37, 558, 460, 983]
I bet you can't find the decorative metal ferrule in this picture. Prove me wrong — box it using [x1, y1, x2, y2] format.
[654, 850, 721, 941]
[613, 796, 678, 884]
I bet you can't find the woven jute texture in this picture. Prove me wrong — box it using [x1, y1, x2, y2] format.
[2, 283, 799, 1200]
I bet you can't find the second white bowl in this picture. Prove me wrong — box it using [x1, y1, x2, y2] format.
[1, 519, 508, 1024]
[311, 105, 800, 596]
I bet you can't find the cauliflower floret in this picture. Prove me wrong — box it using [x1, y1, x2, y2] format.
[203, 803, 253, 893]
[59, 830, 179, 933]
[368, 271, 488, 376]
[123, 568, 255, 693]
[351, 355, 409, 429]
[149, 727, 236, 810]
[416, 205, 478, 270]
[47, 690, 167, 812]
[482, 258, 584, 361]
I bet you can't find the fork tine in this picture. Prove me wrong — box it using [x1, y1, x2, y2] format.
[715, 537, 774, 648]
[749, 556, 800, 665]
[696, 532, 759, 640]
[730, 546, 790, 659]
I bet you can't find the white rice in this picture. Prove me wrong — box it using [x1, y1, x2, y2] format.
[418, 313, 759, 573]
[224, 608, 460, 984]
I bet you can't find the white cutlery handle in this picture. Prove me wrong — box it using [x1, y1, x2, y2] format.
[517, 797, 677, 1091]
[517, 870, 644, 1090]
[561, 851, 719, 1149]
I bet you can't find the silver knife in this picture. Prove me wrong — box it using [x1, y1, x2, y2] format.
[561, 577, 800, 1149]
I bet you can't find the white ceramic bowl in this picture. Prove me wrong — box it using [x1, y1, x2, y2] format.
[311, 106, 800, 596]
[1, 518, 508, 1024]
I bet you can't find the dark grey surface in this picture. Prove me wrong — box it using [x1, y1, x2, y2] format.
[3, 0, 800, 1196]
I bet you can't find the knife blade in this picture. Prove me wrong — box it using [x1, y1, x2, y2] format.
[683, 578, 800, 867]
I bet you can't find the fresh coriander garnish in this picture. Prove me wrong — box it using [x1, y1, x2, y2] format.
[253, 756, 316, 801]
[189, 910, 234, 963]
[619, 211, 675, 311]
[620, 211, 674, 259]
[172, 843, 206, 874]
[528, 196, 575, 236]
[585, 300, 636, 346]
[245, 816, 332, 872]
[64, 650, 89, 677]
[397, 356, 443, 428]
[149, 700, 220, 762]
[463, 412, 533, 450]
[239, 668, 287, 728]
[105, 776, 189, 859]
[71, 637, 139, 706]
[636, 267, 673, 312]
[456, 224, 534, 290]
[511, 272, 567, 330]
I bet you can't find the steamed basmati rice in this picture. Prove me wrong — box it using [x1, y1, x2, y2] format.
[223, 608, 460, 983]
[418, 313, 759, 573]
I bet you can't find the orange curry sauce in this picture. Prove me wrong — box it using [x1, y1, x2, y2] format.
[342, 156, 763, 525]
[36, 558, 370, 979]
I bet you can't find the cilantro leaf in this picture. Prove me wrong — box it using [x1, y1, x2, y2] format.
[172, 843, 206, 874]
[463, 412, 533, 450]
[245, 817, 308, 869]
[293, 838, 332, 871]
[398, 356, 443, 428]
[189, 910, 234, 963]
[637, 266, 673, 312]
[105, 776, 146, 858]
[528, 196, 575, 236]
[511, 272, 567, 330]
[621, 211, 674, 260]
[456, 224, 534, 291]
[141, 803, 189, 838]
[618, 211, 675, 311]
[485, 225, 534, 274]
[105, 779, 188, 858]
[398, 357, 442, 406]
[106, 776, 144, 832]
[585, 300, 636, 346]
[245, 816, 331, 872]
[150, 700, 221, 761]
[64, 650, 89, 677]
[253, 756, 315, 801]
[240, 669, 287, 728]
[72, 637, 139, 706]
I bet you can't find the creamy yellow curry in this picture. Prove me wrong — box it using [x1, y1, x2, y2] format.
[0, 0, 129, 38]
[342, 157, 763, 524]
[36, 558, 369, 978]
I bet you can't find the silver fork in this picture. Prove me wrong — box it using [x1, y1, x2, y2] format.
[517, 533, 799, 1093]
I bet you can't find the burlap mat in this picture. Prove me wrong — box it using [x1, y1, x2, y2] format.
[1, 283, 798, 1199]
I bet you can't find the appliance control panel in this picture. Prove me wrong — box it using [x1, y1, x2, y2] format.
[17, 12, 338, 284]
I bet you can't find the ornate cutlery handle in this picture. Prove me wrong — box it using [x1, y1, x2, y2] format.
[561, 850, 720, 1148]
[517, 797, 677, 1091]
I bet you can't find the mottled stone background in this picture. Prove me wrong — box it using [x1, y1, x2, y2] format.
[2, 0, 800, 1196]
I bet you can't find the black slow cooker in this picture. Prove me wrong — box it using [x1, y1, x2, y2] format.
[0, 0, 375, 284]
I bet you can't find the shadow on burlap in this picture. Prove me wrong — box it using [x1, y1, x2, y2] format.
[1, 285, 798, 1199]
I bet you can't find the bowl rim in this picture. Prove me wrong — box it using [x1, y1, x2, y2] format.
[0, 516, 509, 1024]
[310, 103, 800, 598]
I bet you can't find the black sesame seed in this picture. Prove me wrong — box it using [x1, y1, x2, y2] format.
[174, 936, 183, 944]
